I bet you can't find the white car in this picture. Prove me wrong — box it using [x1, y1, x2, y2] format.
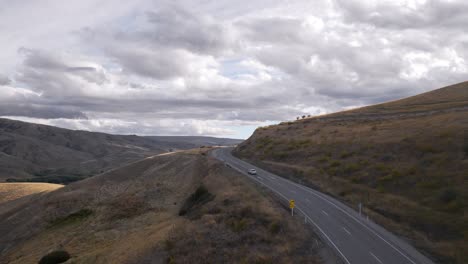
[248, 169, 257, 175]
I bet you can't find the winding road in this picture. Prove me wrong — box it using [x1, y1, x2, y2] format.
[212, 147, 434, 264]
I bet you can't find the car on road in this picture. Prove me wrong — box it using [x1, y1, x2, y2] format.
[248, 169, 257, 175]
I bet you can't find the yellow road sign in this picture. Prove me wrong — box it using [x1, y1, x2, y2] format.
[289, 199, 295, 208]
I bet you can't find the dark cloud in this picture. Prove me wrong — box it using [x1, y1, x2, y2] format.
[15, 49, 108, 95]
[107, 46, 190, 80]
[335, 0, 468, 30]
[144, 6, 231, 55]
[0, 74, 10, 85]
[1, 0, 467, 137]
[0, 103, 87, 119]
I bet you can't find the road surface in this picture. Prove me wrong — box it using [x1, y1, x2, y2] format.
[212, 147, 434, 264]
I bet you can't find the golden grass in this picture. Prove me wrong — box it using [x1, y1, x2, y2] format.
[0, 183, 63, 204]
[235, 82, 468, 263]
[0, 150, 321, 264]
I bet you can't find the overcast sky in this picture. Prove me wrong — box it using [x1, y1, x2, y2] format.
[1, 0, 467, 138]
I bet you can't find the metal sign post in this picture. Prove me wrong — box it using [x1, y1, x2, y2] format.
[289, 199, 295, 216]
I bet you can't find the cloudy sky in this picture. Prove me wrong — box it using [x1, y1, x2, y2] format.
[1, 0, 467, 138]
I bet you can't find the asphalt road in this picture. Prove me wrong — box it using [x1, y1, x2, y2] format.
[212, 147, 434, 264]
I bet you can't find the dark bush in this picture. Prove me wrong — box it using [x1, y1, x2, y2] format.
[38, 250, 70, 264]
[268, 222, 281, 234]
[179, 185, 214, 216]
[439, 189, 458, 203]
[49, 209, 93, 227]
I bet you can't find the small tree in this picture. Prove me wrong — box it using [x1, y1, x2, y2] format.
[302, 115, 306, 119]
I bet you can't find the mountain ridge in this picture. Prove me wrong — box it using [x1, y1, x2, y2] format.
[0, 118, 242, 183]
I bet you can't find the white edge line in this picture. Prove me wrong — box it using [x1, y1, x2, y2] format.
[219, 149, 419, 264]
[322, 210, 329, 216]
[370, 251, 384, 264]
[285, 179, 417, 264]
[218, 150, 352, 264]
[342, 227, 351, 235]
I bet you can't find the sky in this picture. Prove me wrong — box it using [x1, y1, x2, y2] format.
[0, 0, 467, 139]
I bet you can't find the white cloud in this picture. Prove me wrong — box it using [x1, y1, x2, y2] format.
[0, 0, 467, 138]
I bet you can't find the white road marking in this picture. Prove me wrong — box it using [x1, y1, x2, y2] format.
[278, 176, 418, 264]
[321, 210, 329, 216]
[222, 152, 351, 264]
[370, 252, 384, 264]
[342, 227, 351, 235]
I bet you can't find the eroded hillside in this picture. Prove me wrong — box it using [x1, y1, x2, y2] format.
[0, 149, 322, 264]
[234, 81, 468, 263]
[0, 118, 242, 184]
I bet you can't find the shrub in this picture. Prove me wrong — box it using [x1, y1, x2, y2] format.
[230, 218, 248, 233]
[340, 151, 354, 159]
[38, 250, 70, 264]
[272, 152, 288, 160]
[350, 176, 360, 184]
[329, 161, 341, 167]
[49, 209, 93, 228]
[318, 156, 330, 164]
[439, 189, 458, 203]
[179, 185, 214, 216]
[268, 221, 281, 234]
[344, 163, 360, 174]
[108, 195, 147, 220]
[164, 239, 175, 251]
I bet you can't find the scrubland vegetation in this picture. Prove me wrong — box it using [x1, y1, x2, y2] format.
[235, 82, 468, 263]
[0, 149, 322, 263]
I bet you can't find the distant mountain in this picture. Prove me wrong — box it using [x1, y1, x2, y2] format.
[235, 81, 468, 263]
[145, 136, 242, 150]
[0, 118, 242, 183]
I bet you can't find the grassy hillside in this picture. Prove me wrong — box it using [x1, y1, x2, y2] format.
[234, 81, 468, 263]
[0, 149, 323, 264]
[0, 118, 242, 184]
[0, 183, 62, 204]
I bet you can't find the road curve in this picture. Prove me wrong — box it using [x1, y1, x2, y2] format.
[212, 147, 434, 264]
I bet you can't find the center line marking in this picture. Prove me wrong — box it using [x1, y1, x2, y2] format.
[370, 252, 384, 264]
[342, 227, 351, 235]
[321, 210, 329, 216]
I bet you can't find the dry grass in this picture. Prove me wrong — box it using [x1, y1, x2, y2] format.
[0, 148, 322, 264]
[0, 183, 63, 204]
[235, 81, 468, 263]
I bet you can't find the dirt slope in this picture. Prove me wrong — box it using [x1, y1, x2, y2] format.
[235, 81, 468, 263]
[0, 149, 322, 264]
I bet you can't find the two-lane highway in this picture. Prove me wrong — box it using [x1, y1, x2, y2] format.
[212, 147, 434, 264]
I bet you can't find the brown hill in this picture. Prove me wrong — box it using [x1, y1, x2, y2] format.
[0, 149, 322, 264]
[234, 81, 468, 263]
[0, 183, 62, 204]
[0, 118, 242, 183]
